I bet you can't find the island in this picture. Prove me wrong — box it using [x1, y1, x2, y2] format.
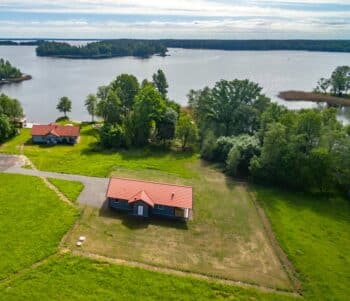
[36, 40, 168, 59]
[33, 39, 350, 60]
[0, 58, 31, 85]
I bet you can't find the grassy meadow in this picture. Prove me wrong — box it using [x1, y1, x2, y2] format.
[256, 188, 350, 300]
[48, 178, 84, 203]
[0, 254, 295, 301]
[0, 173, 78, 280]
[0, 126, 198, 178]
[1, 124, 350, 300]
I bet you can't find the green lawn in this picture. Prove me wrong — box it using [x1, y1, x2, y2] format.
[48, 178, 84, 203]
[2, 125, 198, 178]
[65, 164, 292, 291]
[256, 188, 350, 301]
[0, 173, 78, 280]
[0, 254, 294, 301]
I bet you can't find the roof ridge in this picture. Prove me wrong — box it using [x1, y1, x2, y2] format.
[110, 176, 192, 189]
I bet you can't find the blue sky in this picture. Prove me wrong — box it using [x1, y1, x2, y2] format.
[0, 0, 349, 39]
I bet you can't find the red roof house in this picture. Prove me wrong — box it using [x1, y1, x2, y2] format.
[107, 177, 193, 220]
[31, 124, 80, 145]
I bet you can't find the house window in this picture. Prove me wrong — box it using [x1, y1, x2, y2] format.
[113, 199, 119, 204]
[155, 205, 166, 210]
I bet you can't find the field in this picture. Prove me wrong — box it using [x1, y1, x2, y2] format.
[0, 173, 78, 280]
[256, 188, 350, 300]
[0, 174, 292, 301]
[64, 164, 292, 290]
[1, 125, 349, 300]
[0, 254, 294, 301]
[48, 178, 84, 203]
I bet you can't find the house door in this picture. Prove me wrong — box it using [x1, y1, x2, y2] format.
[137, 205, 144, 216]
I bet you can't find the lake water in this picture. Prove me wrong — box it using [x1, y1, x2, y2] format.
[0, 46, 350, 123]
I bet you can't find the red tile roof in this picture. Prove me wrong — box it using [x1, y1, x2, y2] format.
[107, 177, 193, 209]
[31, 124, 80, 137]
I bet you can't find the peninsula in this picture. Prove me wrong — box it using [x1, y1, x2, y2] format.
[0, 58, 31, 85]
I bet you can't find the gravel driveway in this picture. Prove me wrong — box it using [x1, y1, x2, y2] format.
[0, 154, 109, 208]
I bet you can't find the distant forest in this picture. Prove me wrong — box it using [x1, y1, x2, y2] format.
[162, 39, 350, 52]
[35, 40, 168, 59]
[1, 39, 350, 58]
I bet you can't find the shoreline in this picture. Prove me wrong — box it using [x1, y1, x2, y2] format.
[0, 74, 32, 85]
[278, 90, 350, 107]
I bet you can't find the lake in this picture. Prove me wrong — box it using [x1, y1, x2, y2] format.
[1, 46, 350, 123]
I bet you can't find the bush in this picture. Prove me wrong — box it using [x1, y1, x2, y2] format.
[100, 124, 126, 148]
[0, 114, 15, 143]
[200, 131, 217, 160]
[55, 116, 70, 123]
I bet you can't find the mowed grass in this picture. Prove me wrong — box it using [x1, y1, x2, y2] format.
[256, 187, 350, 301]
[0, 254, 295, 301]
[48, 178, 84, 203]
[0, 173, 78, 280]
[65, 164, 292, 290]
[1, 125, 198, 178]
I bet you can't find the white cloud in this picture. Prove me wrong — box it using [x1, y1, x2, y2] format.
[0, 18, 349, 39]
[0, 1, 349, 38]
[1, 0, 350, 18]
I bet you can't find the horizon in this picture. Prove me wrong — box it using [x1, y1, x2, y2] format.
[0, 0, 349, 39]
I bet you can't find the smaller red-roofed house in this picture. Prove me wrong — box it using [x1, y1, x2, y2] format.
[106, 177, 193, 220]
[31, 124, 80, 145]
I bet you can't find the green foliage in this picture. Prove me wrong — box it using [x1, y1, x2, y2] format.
[97, 90, 122, 124]
[176, 112, 198, 150]
[132, 84, 166, 146]
[0, 93, 24, 121]
[251, 108, 350, 192]
[200, 131, 217, 161]
[0, 174, 78, 280]
[223, 135, 261, 176]
[156, 108, 177, 142]
[0, 58, 21, 80]
[100, 123, 126, 148]
[189, 79, 270, 137]
[84, 94, 98, 122]
[0, 114, 15, 143]
[36, 40, 168, 59]
[152, 69, 169, 98]
[56, 96, 72, 117]
[330, 66, 350, 96]
[315, 65, 350, 96]
[110, 74, 140, 114]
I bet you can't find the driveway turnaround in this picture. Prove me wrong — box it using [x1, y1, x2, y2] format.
[0, 154, 109, 208]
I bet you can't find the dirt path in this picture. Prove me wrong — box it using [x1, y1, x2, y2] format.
[70, 249, 301, 298]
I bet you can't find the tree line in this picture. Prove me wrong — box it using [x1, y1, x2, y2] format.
[162, 39, 350, 52]
[0, 59, 22, 80]
[36, 40, 168, 59]
[189, 79, 350, 194]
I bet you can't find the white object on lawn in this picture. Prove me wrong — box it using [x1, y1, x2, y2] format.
[79, 236, 86, 242]
[76, 241, 82, 247]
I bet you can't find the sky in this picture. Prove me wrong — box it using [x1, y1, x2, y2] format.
[0, 0, 349, 39]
